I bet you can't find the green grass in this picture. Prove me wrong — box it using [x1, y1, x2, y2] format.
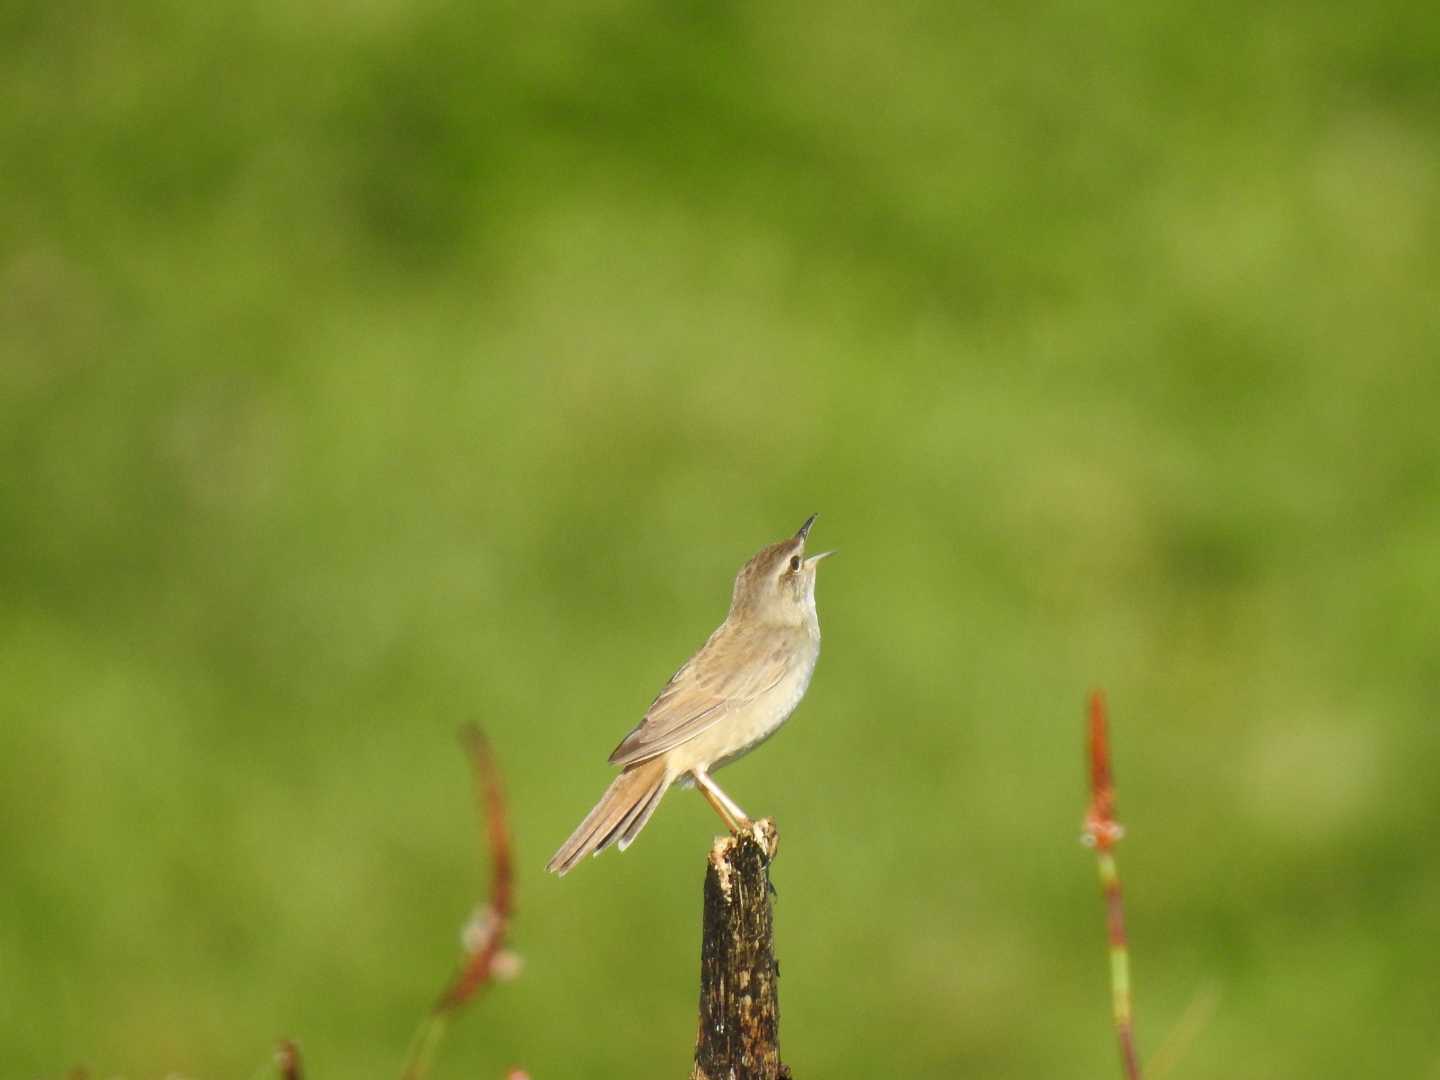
[3, 1, 1439, 1076]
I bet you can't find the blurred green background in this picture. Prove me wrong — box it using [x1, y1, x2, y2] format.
[4, 1, 1439, 1077]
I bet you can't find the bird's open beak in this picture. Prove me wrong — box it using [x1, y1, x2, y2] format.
[804, 550, 836, 568]
[795, 513, 819, 541]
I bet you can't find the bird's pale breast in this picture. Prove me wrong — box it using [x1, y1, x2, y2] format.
[671, 627, 820, 774]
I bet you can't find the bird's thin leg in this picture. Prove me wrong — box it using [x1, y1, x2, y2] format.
[691, 768, 752, 833]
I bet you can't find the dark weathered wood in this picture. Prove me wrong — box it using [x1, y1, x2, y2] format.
[691, 819, 790, 1080]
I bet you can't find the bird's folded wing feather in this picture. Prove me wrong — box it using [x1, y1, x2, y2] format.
[608, 626, 795, 767]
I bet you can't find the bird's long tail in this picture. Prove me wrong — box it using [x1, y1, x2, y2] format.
[546, 757, 671, 875]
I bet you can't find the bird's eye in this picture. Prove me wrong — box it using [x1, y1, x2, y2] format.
[789, 555, 802, 572]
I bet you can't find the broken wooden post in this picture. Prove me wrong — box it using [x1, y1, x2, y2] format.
[691, 818, 790, 1080]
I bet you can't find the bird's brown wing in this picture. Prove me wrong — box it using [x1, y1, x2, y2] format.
[607, 625, 796, 767]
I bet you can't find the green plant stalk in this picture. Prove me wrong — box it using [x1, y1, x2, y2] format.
[1096, 848, 1140, 1079]
[1086, 690, 1141, 1080]
[401, 1013, 451, 1080]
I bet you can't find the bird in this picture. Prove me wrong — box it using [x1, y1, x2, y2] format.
[547, 514, 833, 875]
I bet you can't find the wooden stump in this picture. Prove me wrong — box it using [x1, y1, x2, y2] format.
[691, 818, 790, 1080]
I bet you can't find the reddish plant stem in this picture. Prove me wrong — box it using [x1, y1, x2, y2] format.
[401, 725, 518, 1080]
[275, 1039, 303, 1080]
[1084, 689, 1142, 1080]
[435, 725, 514, 1011]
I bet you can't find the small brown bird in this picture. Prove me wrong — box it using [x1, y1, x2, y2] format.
[547, 515, 833, 875]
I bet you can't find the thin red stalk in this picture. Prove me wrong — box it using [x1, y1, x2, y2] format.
[435, 725, 514, 1011]
[1084, 689, 1142, 1080]
[401, 725, 518, 1080]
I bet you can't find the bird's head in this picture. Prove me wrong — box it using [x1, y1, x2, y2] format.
[728, 513, 834, 625]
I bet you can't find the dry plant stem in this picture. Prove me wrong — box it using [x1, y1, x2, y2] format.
[1084, 690, 1142, 1080]
[401, 725, 517, 1080]
[692, 819, 791, 1080]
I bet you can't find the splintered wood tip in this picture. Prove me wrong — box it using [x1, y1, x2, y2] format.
[709, 819, 779, 864]
[707, 819, 779, 901]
